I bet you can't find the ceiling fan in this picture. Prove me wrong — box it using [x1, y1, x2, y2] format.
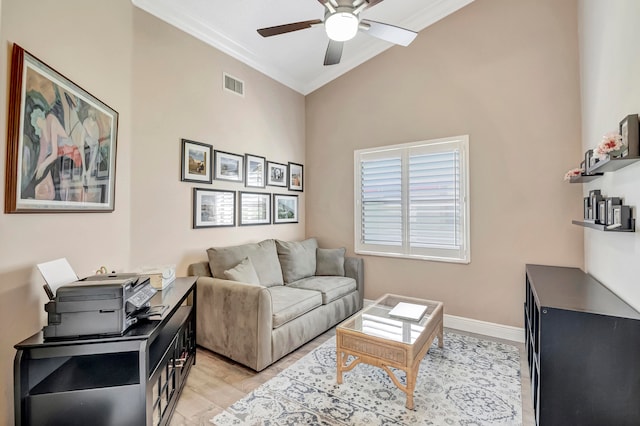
[257, 0, 418, 66]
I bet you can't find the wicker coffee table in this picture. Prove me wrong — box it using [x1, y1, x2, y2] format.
[336, 294, 444, 409]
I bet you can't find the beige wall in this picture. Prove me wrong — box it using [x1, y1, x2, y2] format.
[0, 0, 133, 421]
[0, 1, 304, 422]
[305, 0, 584, 327]
[579, 1, 640, 311]
[130, 10, 306, 273]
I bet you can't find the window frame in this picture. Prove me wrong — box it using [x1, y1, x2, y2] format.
[354, 135, 470, 264]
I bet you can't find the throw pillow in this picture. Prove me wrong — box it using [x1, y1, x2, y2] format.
[276, 238, 318, 283]
[315, 247, 346, 276]
[207, 239, 284, 287]
[223, 257, 260, 285]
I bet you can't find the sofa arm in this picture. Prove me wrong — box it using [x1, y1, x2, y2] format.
[188, 261, 212, 277]
[196, 276, 273, 371]
[344, 257, 364, 309]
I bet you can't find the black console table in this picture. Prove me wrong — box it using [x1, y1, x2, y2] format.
[525, 265, 640, 425]
[14, 276, 197, 426]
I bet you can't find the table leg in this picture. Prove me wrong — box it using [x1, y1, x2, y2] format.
[438, 320, 444, 348]
[405, 367, 416, 410]
[336, 349, 343, 384]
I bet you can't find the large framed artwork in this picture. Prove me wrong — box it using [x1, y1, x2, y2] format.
[181, 139, 212, 183]
[193, 188, 236, 228]
[5, 44, 119, 213]
[273, 193, 298, 224]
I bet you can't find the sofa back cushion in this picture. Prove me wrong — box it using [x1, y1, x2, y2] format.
[315, 247, 346, 276]
[223, 257, 261, 285]
[207, 239, 284, 287]
[276, 238, 318, 283]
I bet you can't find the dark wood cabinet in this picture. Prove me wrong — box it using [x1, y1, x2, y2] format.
[14, 276, 197, 426]
[525, 265, 640, 425]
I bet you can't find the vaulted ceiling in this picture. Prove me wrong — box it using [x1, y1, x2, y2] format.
[132, 0, 474, 95]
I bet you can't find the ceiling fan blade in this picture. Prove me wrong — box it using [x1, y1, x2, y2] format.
[324, 40, 344, 66]
[318, 0, 339, 7]
[257, 19, 322, 37]
[363, 0, 385, 9]
[360, 19, 417, 46]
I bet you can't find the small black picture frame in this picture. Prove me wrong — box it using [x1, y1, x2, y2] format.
[585, 149, 594, 174]
[583, 197, 590, 220]
[181, 139, 213, 183]
[214, 150, 244, 183]
[620, 114, 639, 157]
[598, 201, 606, 225]
[193, 188, 236, 228]
[288, 162, 303, 192]
[267, 161, 288, 187]
[238, 191, 271, 226]
[273, 193, 298, 224]
[244, 154, 266, 188]
[606, 197, 622, 226]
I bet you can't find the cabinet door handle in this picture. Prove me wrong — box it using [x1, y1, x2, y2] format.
[174, 354, 189, 368]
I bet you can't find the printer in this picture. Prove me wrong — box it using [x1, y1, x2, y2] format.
[43, 273, 157, 339]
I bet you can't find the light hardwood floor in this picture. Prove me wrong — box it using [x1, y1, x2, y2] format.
[170, 328, 535, 426]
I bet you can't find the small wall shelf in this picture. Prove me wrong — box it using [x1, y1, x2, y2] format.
[569, 173, 603, 183]
[571, 219, 635, 232]
[588, 156, 640, 174]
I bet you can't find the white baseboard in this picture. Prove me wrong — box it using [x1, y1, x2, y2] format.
[362, 299, 525, 343]
[444, 314, 524, 343]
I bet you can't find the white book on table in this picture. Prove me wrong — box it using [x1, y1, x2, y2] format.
[388, 302, 428, 321]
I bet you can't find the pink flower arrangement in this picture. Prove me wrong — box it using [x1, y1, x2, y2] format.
[564, 167, 583, 181]
[594, 132, 625, 158]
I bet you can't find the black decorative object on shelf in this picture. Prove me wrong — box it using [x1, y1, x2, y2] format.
[585, 149, 596, 175]
[620, 114, 639, 157]
[588, 190, 603, 222]
[574, 190, 634, 231]
[583, 197, 590, 219]
[606, 197, 622, 225]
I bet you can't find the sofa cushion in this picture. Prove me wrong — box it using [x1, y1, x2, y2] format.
[268, 286, 322, 329]
[276, 238, 318, 283]
[207, 239, 284, 287]
[223, 257, 260, 285]
[287, 276, 356, 305]
[315, 248, 346, 276]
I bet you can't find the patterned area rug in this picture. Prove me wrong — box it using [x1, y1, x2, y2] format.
[211, 331, 522, 425]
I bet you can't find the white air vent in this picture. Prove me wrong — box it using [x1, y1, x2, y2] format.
[223, 73, 244, 97]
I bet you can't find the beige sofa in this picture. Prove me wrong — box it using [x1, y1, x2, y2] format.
[188, 238, 364, 371]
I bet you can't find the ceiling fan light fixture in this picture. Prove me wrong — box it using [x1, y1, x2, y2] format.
[325, 12, 359, 42]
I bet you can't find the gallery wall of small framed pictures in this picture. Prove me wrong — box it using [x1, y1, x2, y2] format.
[180, 139, 303, 229]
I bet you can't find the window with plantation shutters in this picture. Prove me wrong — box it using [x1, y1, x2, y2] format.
[354, 136, 470, 263]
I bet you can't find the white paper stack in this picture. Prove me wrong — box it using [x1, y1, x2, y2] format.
[37, 258, 79, 298]
[388, 302, 428, 321]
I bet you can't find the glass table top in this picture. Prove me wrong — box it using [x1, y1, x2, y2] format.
[338, 294, 442, 345]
